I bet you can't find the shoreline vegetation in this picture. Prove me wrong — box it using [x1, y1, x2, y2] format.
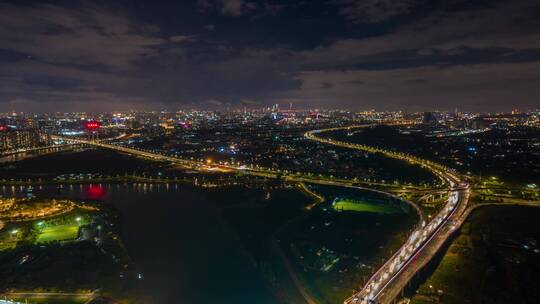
[0, 142, 446, 303]
[0, 197, 144, 304]
[411, 205, 540, 304]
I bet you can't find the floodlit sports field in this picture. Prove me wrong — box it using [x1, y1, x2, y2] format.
[332, 198, 402, 214]
[36, 223, 82, 243]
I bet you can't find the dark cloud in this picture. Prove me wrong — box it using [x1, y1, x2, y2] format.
[299, 1, 540, 67]
[0, 0, 539, 112]
[321, 82, 334, 89]
[292, 61, 540, 111]
[0, 2, 164, 69]
[170, 35, 194, 43]
[262, 3, 284, 16]
[336, 0, 418, 23]
[281, 0, 540, 110]
[406, 79, 427, 84]
[198, 0, 254, 16]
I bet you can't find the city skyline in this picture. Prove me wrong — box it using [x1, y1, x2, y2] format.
[1, 0, 540, 112]
[0, 106, 538, 304]
[1, 2, 539, 304]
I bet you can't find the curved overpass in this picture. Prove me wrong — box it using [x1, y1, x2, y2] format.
[305, 126, 469, 304]
[54, 128, 468, 304]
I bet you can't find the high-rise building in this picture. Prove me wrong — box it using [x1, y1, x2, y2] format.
[0, 128, 52, 151]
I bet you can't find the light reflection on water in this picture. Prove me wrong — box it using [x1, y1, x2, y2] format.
[1, 184, 278, 304]
[0, 146, 75, 164]
[1, 183, 418, 304]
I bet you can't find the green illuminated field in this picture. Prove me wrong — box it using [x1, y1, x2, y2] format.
[36, 222, 83, 243]
[332, 198, 402, 214]
[5, 295, 91, 304]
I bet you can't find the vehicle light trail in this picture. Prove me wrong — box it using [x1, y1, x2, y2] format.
[53, 125, 469, 304]
[304, 125, 469, 304]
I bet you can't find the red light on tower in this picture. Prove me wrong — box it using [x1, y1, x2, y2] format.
[84, 121, 100, 141]
[0, 125, 8, 132]
[84, 121, 101, 131]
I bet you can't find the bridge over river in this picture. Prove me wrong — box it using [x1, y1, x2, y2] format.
[54, 125, 470, 304]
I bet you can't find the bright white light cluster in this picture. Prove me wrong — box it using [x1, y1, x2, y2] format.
[347, 190, 460, 304]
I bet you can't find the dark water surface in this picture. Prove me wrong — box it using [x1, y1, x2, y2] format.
[0, 149, 423, 304]
[1, 182, 419, 304]
[2, 184, 277, 304]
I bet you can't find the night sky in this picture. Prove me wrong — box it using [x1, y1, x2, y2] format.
[1, 0, 540, 112]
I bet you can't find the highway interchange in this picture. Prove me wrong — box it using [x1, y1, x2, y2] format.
[305, 127, 469, 304]
[54, 125, 470, 304]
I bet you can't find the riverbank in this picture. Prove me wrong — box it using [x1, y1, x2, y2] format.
[0, 199, 142, 303]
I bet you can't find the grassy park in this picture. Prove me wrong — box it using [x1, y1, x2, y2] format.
[35, 220, 85, 243]
[411, 205, 540, 304]
[0, 213, 89, 250]
[279, 185, 417, 304]
[0, 202, 142, 303]
[2, 294, 92, 304]
[332, 198, 402, 214]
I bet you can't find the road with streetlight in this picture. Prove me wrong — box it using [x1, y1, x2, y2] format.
[53, 125, 469, 304]
[50, 135, 437, 192]
[305, 126, 469, 304]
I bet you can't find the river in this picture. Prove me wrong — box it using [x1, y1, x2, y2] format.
[1, 184, 277, 303]
[1, 182, 418, 304]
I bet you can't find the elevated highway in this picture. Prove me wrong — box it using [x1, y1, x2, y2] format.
[54, 127, 469, 304]
[52, 136, 423, 218]
[305, 126, 469, 304]
[51, 136, 434, 192]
